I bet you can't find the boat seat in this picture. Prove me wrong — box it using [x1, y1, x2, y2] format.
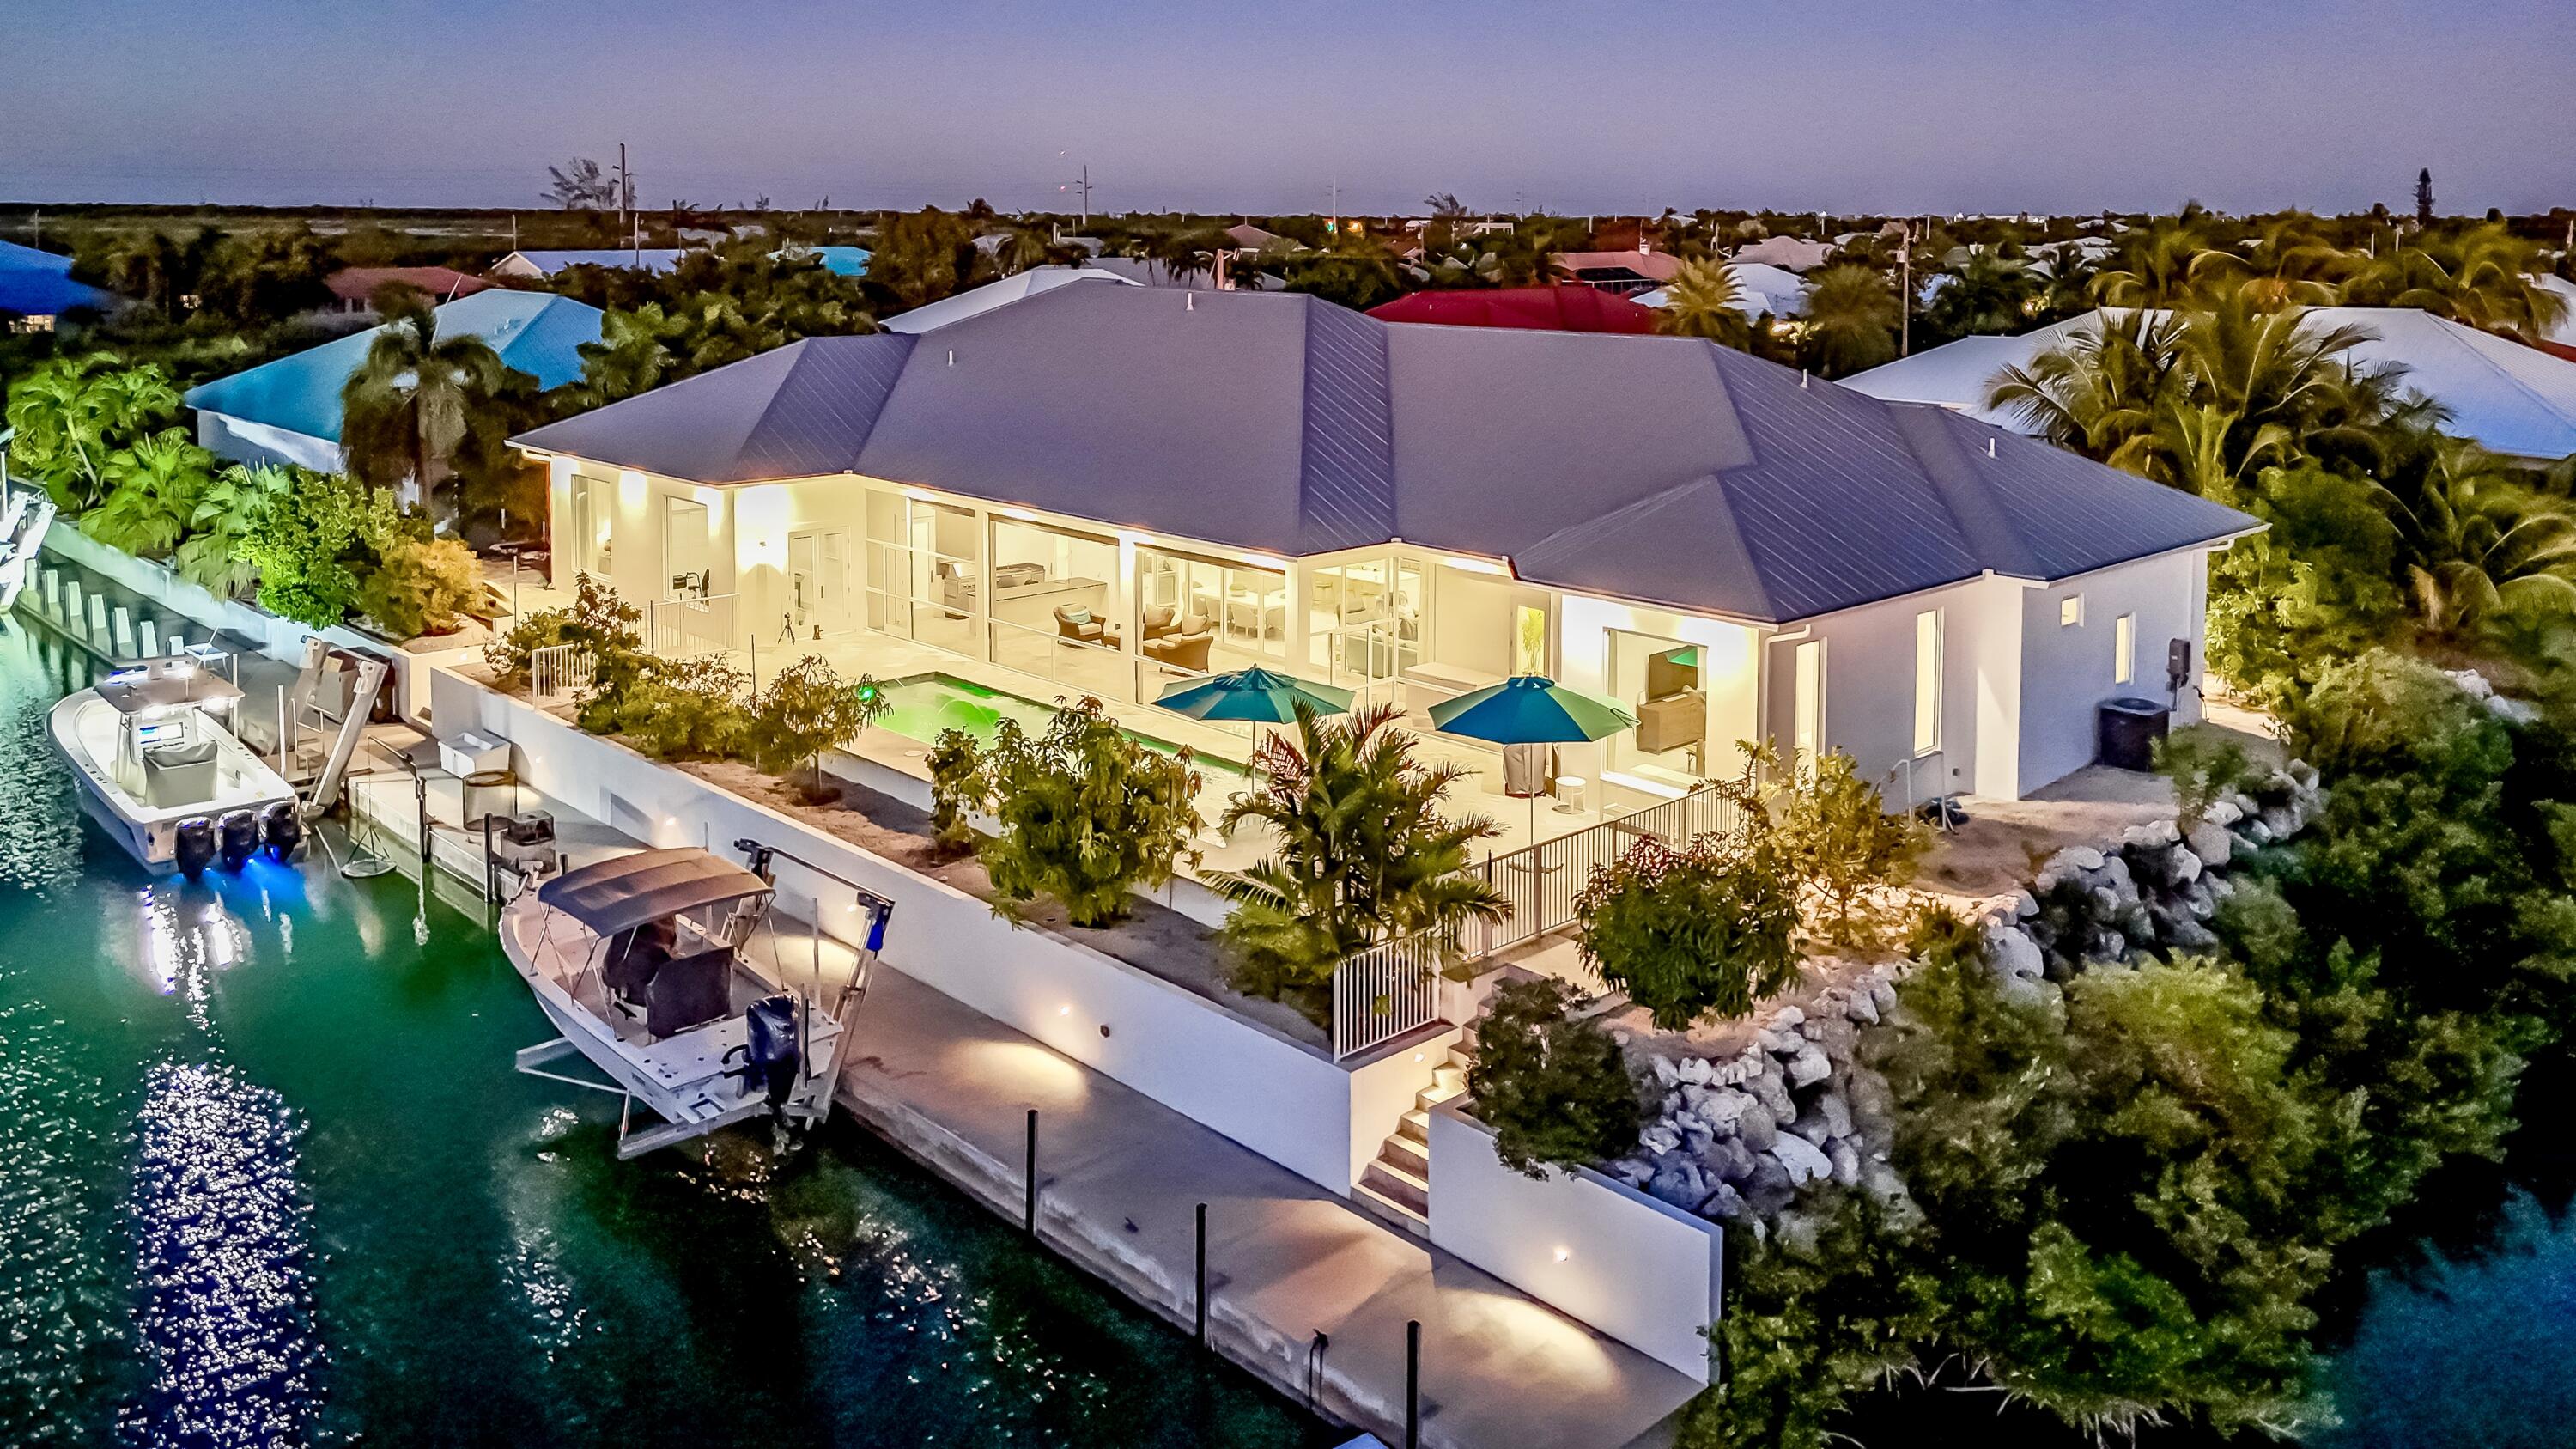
[601, 920, 677, 1014]
[142, 740, 219, 808]
[647, 947, 734, 1038]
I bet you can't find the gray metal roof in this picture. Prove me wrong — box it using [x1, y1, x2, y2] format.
[514, 284, 2258, 624]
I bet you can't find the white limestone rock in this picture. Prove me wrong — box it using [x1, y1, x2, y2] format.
[1770, 1134, 1832, 1186]
[1828, 1137, 1863, 1188]
[1843, 989, 1880, 1026]
[1785, 1044, 1832, 1089]
[2011, 889, 2039, 919]
[1650, 1056, 1680, 1088]
[1986, 923, 2044, 980]
[2166, 843, 2202, 886]
[1677, 1055, 1716, 1087]
[1640, 1122, 1682, 1156]
[1737, 1103, 1780, 1153]
[1768, 1005, 1807, 1032]
[2185, 819, 2233, 868]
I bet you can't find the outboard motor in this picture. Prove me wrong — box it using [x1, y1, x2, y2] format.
[739, 994, 803, 1109]
[216, 810, 259, 872]
[173, 817, 216, 880]
[259, 801, 304, 861]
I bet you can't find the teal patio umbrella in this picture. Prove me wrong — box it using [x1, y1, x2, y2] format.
[1152, 667, 1353, 783]
[1151, 667, 1353, 725]
[1429, 674, 1637, 847]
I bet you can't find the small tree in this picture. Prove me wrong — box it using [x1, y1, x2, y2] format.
[2152, 724, 2254, 830]
[1572, 832, 1802, 1029]
[1767, 746, 1929, 947]
[750, 656, 887, 800]
[609, 654, 753, 761]
[1467, 977, 1646, 1178]
[924, 728, 987, 854]
[976, 697, 1202, 928]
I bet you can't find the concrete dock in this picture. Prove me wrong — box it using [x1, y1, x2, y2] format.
[837, 966, 1700, 1449]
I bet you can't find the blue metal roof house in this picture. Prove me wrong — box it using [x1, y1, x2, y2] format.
[0, 240, 121, 329]
[515, 283, 2257, 801]
[185, 289, 603, 474]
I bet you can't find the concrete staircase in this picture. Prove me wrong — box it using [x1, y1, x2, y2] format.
[1352, 1035, 1477, 1236]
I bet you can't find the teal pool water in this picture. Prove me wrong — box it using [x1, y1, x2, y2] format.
[0, 618, 1325, 1447]
[877, 675, 1249, 779]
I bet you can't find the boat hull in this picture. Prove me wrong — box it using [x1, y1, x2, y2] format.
[48, 688, 300, 874]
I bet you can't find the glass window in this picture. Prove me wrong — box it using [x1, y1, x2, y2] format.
[1792, 640, 1823, 780]
[1912, 610, 1941, 755]
[2114, 613, 2136, 685]
[2060, 594, 2083, 627]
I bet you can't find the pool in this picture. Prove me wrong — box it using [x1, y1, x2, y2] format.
[875, 674, 1249, 780]
[0, 619, 1324, 1446]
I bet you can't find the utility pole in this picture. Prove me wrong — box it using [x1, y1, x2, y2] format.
[616, 143, 636, 261]
[1899, 221, 1912, 357]
[1329, 176, 1340, 237]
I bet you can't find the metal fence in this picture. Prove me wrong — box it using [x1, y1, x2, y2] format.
[529, 642, 594, 709]
[1460, 782, 1747, 959]
[644, 594, 737, 661]
[1332, 929, 1448, 1061]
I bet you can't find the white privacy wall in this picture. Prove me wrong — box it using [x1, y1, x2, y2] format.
[1426, 1105, 1722, 1382]
[431, 667, 1393, 1196]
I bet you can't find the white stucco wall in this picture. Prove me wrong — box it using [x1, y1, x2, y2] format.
[1427, 1105, 1722, 1382]
[433, 665, 1406, 1196]
[1555, 591, 1764, 788]
[1764, 577, 1984, 804]
[2016, 547, 2209, 793]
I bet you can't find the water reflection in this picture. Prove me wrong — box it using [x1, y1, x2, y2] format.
[122, 1059, 320, 1448]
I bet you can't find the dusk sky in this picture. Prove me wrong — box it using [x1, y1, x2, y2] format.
[9, 0, 2574, 217]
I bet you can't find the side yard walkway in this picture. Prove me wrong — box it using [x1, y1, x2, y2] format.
[837, 965, 1700, 1449]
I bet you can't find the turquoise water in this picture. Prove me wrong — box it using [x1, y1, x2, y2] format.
[0, 618, 1327, 1447]
[876, 675, 1249, 779]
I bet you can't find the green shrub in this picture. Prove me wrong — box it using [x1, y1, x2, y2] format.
[1465, 976, 1645, 1178]
[1571, 832, 1801, 1030]
[240, 470, 368, 628]
[176, 463, 295, 600]
[2152, 723, 2254, 828]
[78, 429, 215, 558]
[925, 728, 987, 852]
[748, 655, 886, 798]
[609, 655, 753, 760]
[355, 533, 480, 639]
[484, 573, 641, 694]
[976, 696, 1202, 928]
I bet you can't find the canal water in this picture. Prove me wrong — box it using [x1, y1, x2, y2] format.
[0, 617, 1334, 1448]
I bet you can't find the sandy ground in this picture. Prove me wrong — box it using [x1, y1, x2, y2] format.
[677, 758, 1332, 1051]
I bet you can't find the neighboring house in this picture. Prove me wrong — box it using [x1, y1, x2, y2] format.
[185, 290, 605, 473]
[514, 283, 2257, 803]
[0, 239, 119, 331]
[1224, 222, 1292, 251]
[1729, 235, 1838, 273]
[320, 265, 493, 317]
[1844, 306, 2576, 463]
[797, 246, 871, 277]
[1367, 285, 1658, 334]
[489, 247, 691, 279]
[1632, 260, 1810, 320]
[881, 266, 1139, 334]
[1552, 248, 1686, 295]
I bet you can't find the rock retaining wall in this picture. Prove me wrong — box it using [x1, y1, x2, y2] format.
[1607, 758, 2322, 1230]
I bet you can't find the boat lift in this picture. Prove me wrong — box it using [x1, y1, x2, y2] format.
[510, 837, 896, 1159]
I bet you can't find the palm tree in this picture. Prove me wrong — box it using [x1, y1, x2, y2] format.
[1654, 258, 1753, 348]
[81, 429, 215, 559]
[1798, 265, 1902, 376]
[2091, 214, 2209, 307]
[2186, 212, 2353, 310]
[177, 463, 295, 599]
[1920, 251, 2045, 343]
[1989, 307, 2184, 478]
[339, 296, 509, 524]
[1147, 226, 1231, 286]
[2342, 222, 2570, 340]
[3, 354, 181, 510]
[574, 303, 683, 405]
[1209, 703, 1508, 1013]
[989, 223, 1054, 276]
[2373, 438, 2576, 637]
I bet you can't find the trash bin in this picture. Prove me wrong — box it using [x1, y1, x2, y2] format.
[2097, 697, 2170, 771]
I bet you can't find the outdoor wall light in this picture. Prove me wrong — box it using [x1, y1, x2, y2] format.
[1059, 1004, 1072, 1016]
[1553, 1246, 1571, 1263]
